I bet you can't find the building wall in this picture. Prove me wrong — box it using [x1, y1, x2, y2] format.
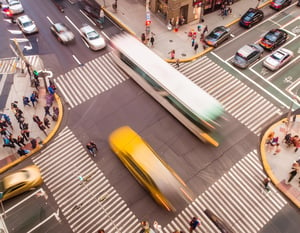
[150, 0, 239, 24]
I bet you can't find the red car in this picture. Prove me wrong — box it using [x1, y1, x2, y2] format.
[259, 28, 288, 50]
[270, 0, 292, 11]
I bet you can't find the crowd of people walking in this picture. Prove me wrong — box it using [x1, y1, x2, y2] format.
[1, 71, 59, 158]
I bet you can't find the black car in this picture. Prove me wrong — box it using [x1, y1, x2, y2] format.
[239, 8, 264, 28]
[270, 0, 292, 11]
[259, 28, 288, 50]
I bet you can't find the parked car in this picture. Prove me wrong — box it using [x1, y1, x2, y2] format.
[270, 0, 292, 11]
[263, 48, 293, 71]
[259, 28, 288, 50]
[79, 24, 106, 51]
[204, 26, 230, 48]
[232, 44, 264, 69]
[5, 0, 23, 14]
[239, 8, 264, 28]
[0, 165, 43, 201]
[109, 126, 194, 212]
[16, 15, 38, 34]
[50, 23, 75, 44]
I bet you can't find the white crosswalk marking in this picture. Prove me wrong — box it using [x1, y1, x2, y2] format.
[163, 150, 287, 233]
[0, 55, 41, 74]
[54, 53, 128, 109]
[32, 127, 140, 233]
[173, 57, 283, 135]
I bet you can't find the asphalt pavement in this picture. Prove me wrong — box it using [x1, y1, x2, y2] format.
[0, 0, 299, 231]
[103, 0, 300, 209]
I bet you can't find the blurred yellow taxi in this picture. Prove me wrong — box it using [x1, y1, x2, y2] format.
[109, 126, 194, 212]
[0, 165, 43, 201]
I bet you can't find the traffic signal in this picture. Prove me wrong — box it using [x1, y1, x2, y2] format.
[146, 20, 151, 26]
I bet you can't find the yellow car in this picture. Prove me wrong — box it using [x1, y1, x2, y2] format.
[0, 165, 43, 201]
[109, 126, 194, 212]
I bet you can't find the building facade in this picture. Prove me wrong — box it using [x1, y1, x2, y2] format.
[149, 0, 236, 25]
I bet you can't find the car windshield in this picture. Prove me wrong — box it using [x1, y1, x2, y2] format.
[210, 31, 223, 39]
[271, 51, 285, 60]
[234, 53, 247, 63]
[10, 1, 20, 6]
[264, 33, 277, 42]
[56, 24, 67, 33]
[274, 0, 284, 3]
[87, 31, 99, 40]
[244, 12, 255, 21]
[23, 21, 33, 27]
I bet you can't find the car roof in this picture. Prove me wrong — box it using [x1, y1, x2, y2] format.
[237, 44, 257, 57]
[18, 15, 32, 22]
[80, 25, 96, 34]
[2, 170, 28, 189]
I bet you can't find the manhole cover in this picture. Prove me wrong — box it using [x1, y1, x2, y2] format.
[181, 53, 186, 57]
[169, 40, 173, 43]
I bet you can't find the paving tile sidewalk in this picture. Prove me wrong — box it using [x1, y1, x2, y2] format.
[103, 0, 271, 61]
[261, 114, 300, 208]
[0, 58, 58, 172]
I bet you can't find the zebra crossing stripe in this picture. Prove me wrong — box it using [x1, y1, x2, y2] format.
[54, 53, 128, 109]
[164, 150, 287, 233]
[174, 56, 283, 136]
[32, 127, 140, 233]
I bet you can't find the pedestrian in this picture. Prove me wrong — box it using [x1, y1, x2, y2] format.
[44, 117, 50, 128]
[194, 43, 199, 53]
[21, 129, 30, 141]
[3, 114, 13, 129]
[25, 62, 32, 77]
[293, 136, 300, 152]
[38, 121, 47, 135]
[30, 138, 37, 149]
[18, 116, 25, 130]
[287, 167, 298, 183]
[53, 106, 59, 117]
[150, 35, 155, 47]
[263, 177, 270, 192]
[169, 49, 175, 59]
[44, 105, 52, 117]
[2, 137, 15, 148]
[33, 115, 41, 124]
[189, 217, 200, 233]
[141, 33, 146, 44]
[17, 135, 26, 146]
[98, 229, 105, 233]
[175, 59, 180, 68]
[191, 38, 195, 47]
[203, 25, 208, 34]
[23, 96, 31, 107]
[9, 135, 18, 147]
[30, 92, 38, 107]
[34, 78, 40, 90]
[197, 25, 201, 32]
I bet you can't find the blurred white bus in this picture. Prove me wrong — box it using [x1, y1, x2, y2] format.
[111, 33, 224, 147]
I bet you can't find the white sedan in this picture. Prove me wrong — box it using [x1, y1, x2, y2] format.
[79, 25, 106, 51]
[263, 48, 294, 71]
[6, 0, 24, 15]
[16, 15, 38, 34]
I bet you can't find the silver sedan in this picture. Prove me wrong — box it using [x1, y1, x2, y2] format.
[263, 48, 294, 71]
